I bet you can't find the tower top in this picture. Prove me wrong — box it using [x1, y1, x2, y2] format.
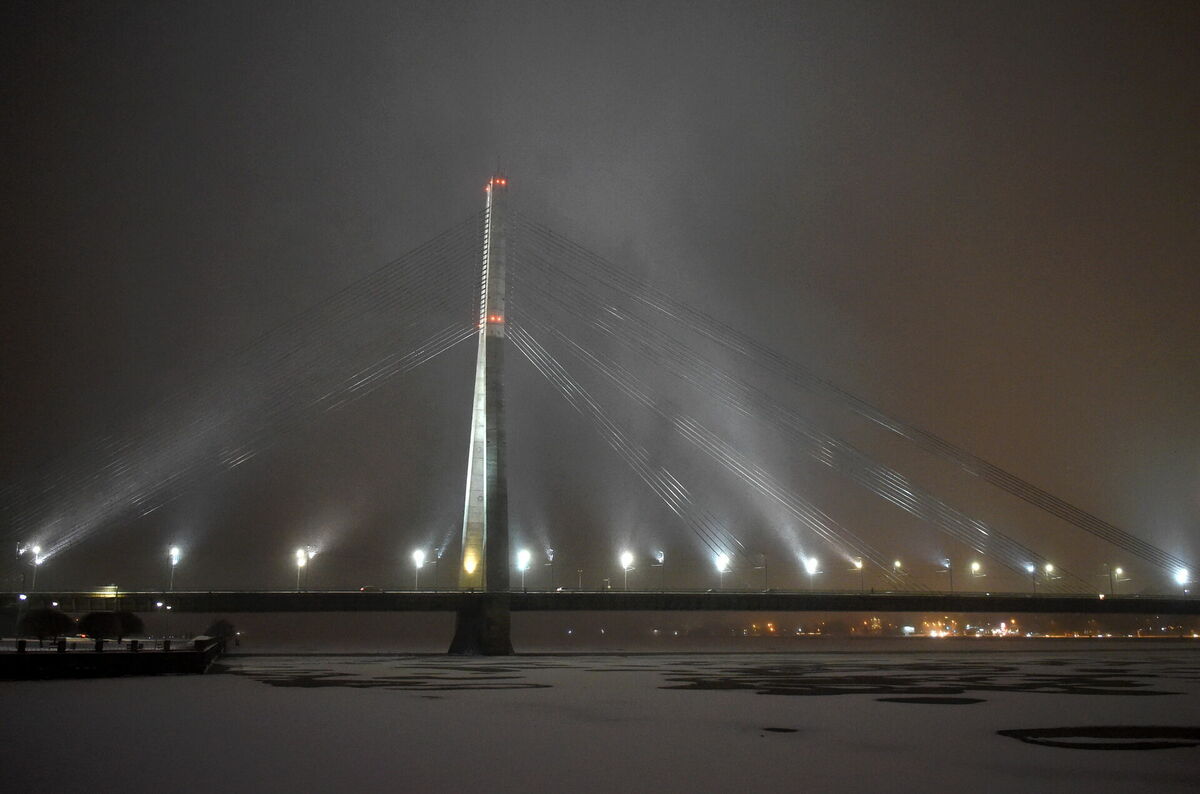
[487, 174, 508, 189]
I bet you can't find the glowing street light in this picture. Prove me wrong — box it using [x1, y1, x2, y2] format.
[168, 546, 182, 591]
[295, 549, 307, 591]
[714, 553, 731, 589]
[19, 544, 45, 591]
[30, 546, 44, 591]
[412, 549, 427, 590]
[545, 548, 556, 590]
[1175, 567, 1191, 588]
[1025, 563, 1037, 593]
[853, 557, 865, 592]
[1104, 563, 1126, 596]
[516, 548, 532, 593]
[804, 557, 819, 591]
[619, 550, 634, 591]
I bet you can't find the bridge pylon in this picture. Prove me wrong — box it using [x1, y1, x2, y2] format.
[449, 174, 514, 655]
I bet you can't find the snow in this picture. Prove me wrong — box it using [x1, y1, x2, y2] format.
[3, 647, 1198, 792]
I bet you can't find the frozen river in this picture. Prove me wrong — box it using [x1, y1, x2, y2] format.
[4, 648, 1198, 792]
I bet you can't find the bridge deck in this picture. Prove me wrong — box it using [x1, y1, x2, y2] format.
[9, 591, 1198, 615]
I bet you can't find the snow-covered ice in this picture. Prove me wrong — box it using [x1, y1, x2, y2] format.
[3, 648, 1198, 792]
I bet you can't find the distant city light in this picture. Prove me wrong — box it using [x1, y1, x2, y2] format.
[18, 594, 27, 601]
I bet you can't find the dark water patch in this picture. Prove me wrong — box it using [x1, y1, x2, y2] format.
[998, 726, 1200, 750]
[876, 696, 985, 705]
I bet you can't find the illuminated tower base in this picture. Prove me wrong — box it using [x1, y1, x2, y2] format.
[449, 174, 513, 655]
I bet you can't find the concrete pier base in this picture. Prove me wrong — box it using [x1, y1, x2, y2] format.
[447, 594, 514, 655]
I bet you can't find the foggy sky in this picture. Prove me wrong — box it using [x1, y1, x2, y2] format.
[2, 1, 1197, 593]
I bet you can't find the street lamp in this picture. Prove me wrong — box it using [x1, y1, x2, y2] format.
[619, 550, 634, 591]
[1104, 564, 1126, 595]
[516, 548, 532, 593]
[1175, 567, 1190, 589]
[942, 559, 954, 593]
[412, 549, 426, 590]
[30, 547, 44, 591]
[545, 548, 555, 590]
[754, 553, 769, 591]
[168, 546, 181, 591]
[853, 558, 865, 592]
[1025, 563, 1037, 593]
[19, 544, 45, 591]
[714, 553, 731, 589]
[652, 550, 666, 592]
[804, 557, 819, 591]
[295, 549, 307, 591]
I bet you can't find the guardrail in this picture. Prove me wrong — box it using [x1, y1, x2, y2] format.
[3, 590, 1197, 615]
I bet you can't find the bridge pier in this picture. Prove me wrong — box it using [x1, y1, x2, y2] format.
[447, 593, 513, 655]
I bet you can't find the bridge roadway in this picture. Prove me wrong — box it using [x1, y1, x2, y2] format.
[9, 590, 1198, 615]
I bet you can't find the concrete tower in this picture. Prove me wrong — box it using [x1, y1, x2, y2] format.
[449, 174, 513, 654]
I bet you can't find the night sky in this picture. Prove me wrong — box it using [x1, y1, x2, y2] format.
[3, 1, 1197, 594]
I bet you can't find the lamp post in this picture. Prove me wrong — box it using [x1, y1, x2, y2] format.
[412, 549, 426, 590]
[653, 550, 666, 592]
[853, 558, 865, 592]
[517, 549, 531, 593]
[1175, 567, 1191, 591]
[168, 546, 181, 591]
[804, 557, 819, 591]
[754, 553, 769, 591]
[970, 560, 983, 589]
[714, 553, 730, 590]
[620, 550, 634, 591]
[19, 544, 44, 591]
[295, 550, 306, 591]
[943, 559, 954, 593]
[545, 548, 555, 590]
[30, 547, 43, 591]
[1025, 563, 1037, 593]
[1104, 563, 1125, 596]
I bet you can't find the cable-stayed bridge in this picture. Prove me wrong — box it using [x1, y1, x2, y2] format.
[3, 176, 1195, 653]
